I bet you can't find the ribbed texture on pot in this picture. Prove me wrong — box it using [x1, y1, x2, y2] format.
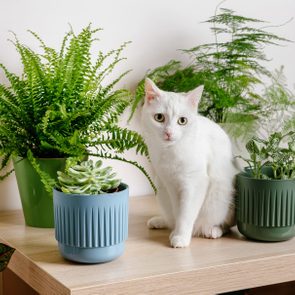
[53, 185, 129, 248]
[237, 179, 295, 227]
[54, 203, 128, 247]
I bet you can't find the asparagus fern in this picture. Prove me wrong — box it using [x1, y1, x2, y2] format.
[131, 7, 290, 139]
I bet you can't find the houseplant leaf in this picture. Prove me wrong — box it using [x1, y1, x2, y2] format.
[0, 243, 15, 272]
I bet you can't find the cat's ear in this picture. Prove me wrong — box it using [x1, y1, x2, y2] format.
[145, 78, 162, 103]
[186, 85, 204, 108]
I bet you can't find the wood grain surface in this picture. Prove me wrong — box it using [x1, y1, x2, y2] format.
[1, 196, 295, 295]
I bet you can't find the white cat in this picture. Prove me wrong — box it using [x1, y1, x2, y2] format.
[141, 78, 237, 248]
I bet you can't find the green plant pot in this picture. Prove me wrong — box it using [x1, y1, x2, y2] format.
[236, 171, 295, 241]
[13, 157, 66, 228]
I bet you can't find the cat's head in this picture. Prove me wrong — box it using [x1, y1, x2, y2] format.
[142, 78, 204, 145]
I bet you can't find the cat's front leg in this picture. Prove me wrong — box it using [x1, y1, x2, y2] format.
[147, 178, 174, 230]
[170, 179, 209, 248]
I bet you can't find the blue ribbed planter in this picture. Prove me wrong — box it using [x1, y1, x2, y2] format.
[53, 184, 129, 263]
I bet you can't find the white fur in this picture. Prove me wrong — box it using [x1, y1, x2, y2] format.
[142, 79, 237, 248]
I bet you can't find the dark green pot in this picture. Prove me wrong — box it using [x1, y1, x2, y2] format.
[13, 157, 66, 228]
[236, 170, 295, 241]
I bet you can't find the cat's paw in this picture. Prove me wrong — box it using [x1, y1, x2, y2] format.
[147, 216, 167, 229]
[169, 232, 191, 248]
[203, 226, 223, 239]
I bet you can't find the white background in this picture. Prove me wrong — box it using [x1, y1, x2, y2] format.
[0, 0, 294, 210]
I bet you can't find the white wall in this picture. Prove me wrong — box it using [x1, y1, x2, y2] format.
[0, 0, 294, 210]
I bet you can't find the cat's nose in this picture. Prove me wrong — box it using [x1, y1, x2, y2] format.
[164, 131, 172, 140]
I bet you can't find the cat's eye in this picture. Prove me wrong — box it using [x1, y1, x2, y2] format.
[178, 117, 188, 125]
[154, 113, 165, 123]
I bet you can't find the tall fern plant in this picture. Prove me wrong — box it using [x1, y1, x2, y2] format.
[0, 25, 154, 191]
[131, 7, 291, 139]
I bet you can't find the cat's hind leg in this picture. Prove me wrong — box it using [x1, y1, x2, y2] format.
[193, 178, 235, 239]
[147, 216, 168, 229]
[202, 225, 224, 239]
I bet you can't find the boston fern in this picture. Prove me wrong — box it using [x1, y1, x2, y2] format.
[0, 25, 154, 191]
[130, 7, 289, 138]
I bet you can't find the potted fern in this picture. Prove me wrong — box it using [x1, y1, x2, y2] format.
[53, 159, 128, 263]
[236, 131, 295, 241]
[0, 25, 151, 227]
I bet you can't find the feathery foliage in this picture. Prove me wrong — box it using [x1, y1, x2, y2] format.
[0, 25, 153, 191]
[257, 66, 295, 136]
[130, 7, 290, 139]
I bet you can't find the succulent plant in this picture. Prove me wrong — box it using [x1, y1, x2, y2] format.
[57, 160, 121, 195]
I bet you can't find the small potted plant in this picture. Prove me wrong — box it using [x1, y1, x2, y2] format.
[53, 159, 128, 263]
[0, 25, 151, 227]
[236, 131, 295, 241]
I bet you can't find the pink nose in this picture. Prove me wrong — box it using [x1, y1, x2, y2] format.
[164, 131, 172, 140]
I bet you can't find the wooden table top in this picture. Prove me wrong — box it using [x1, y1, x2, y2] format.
[1, 196, 295, 295]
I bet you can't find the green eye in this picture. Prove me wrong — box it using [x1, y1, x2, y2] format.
[178, 117, 188, 125]
[154, 113, 165, 123]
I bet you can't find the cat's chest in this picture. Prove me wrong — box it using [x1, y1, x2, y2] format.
[150, 141, 203, 175]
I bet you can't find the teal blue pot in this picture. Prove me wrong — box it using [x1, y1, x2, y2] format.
[236, 170, 295, 242]
[53, 184, 129, 263]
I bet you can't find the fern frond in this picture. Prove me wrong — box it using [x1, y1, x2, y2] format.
[0, 25, 153, 191]
[0, 169, 14, 181]
[0, 63, 31, 116]
[90, 126, 149, 157]
[132, 6, 290, 138]
[129, 60, 182, 121]
[0, 153, 14, 180]
[89, 150, 156, 194]
[223, 112, 258, 140]
[27, 150, 56, 192]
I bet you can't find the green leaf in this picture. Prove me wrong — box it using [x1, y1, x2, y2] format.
[246, 139, 260, 154]
[0, 243, 15, 272]
[57, 159, 121, 194]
